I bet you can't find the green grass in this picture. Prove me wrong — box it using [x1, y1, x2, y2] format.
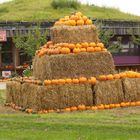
[0, 90, 140, 140]
[0, 0, 140, 21]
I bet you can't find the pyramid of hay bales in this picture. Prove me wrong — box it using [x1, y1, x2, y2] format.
[6, 12, 140, 112]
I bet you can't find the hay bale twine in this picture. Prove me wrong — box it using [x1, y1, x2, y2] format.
[94, 79, 124, 105]
[6, 81, 22, 106]
[122, 78, 140, 102]
[50, 25, 99, 44]
[33, 52, 115, 81]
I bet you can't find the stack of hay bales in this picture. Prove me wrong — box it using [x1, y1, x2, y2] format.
[6, 12, 140, 111]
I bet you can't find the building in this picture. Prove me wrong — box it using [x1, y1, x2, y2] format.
[0, 20, 140, 77]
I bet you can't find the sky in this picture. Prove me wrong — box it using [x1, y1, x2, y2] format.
[0, 0, 140, 16]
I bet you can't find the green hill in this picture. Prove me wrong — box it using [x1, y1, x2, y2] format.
[0, 0, 140, 21]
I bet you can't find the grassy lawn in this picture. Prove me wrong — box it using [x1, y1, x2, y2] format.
[0, 90, 140, 140]
[0, 0, 140, 21]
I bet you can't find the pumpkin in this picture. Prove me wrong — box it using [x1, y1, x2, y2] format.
[58, 79, 66, 84]
[60, 47, 71, 54]
[87, 47, 95, 52]
[89, 42, 96, 47]
[126, 71, 136, 78]
[85, 19, 92, 25]
[120, 102, 126, 107]
[113, 74, 120, 79]
[130, 102, 136, 106]
[109, 104, 115, 109]
[97, 43, 104, 48]
[125, 102, 130, 106]
[73, 48, 81, 53]
[90, 77, 96, 84]
[91, 106, 98, 111]
[119, 72, 127, 78]
[64, 16, 69, 20]
[98, 75, 107, 81]
[44, 80, 51, 85]
[72, 79, 79, 84]
[69, 20, 76, 26]
[97, 104, 104, 110]
[68, 44, 75, 49]
[135, 101, 140, 106]
[65, 108, 71, 112]
[94, 47, 102, 52]
[81, 42, 89, 48]
[78, 104, 86, 111]
[136, 73, 140, 78]
[77, 19, 84, 26]
[51, 79, 59, 84]
[79, 77, 87, 83]
[104, 105, 110, 109]
[80, 48, 87, 52]
[115, 104, 121, 108]
[65, 78, 72, 84]
[76, 43, 82, 48]
[26, 108, 33, 113]
[70, 106, 77, 111]
[76, 12, 83, 17]
[82, 16, 88, 21]
[106, 74, 114, 80]
[102, 48, 107, 51]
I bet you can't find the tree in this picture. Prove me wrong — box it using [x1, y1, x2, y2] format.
[13, 26, 48, 57]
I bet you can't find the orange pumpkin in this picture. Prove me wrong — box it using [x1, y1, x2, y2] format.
[120, 102, 126, 107]
[104, 105, 110, 109]
[85, 19, 92, 25]
[119, 72, 127, 78]
[77, 19, 84, 26]
[135, 73, 140, 78]
[80, 48, 87, 52]
[44, 80, 51, 85]
[76, 43, 82, 48]
[58, 79, 66, 84]
[69, 20, 76, 26]
[130, 102, 136, 106]
[125, 102, 130, 106]
[81, 42, 89, 48]
[48, 109, 55, 113]
[68, 44, 75, 49]
[97, 43, 104, 48]
[98, 75, 107, 81]
[115, 104, 121, 108]
[72, 79, 79, 84]
[91, 106, 98, 111]
[79, 77, 87, 83]
[135, 101, 140, 106]
[51, 79, 59, 84]
[78, 104, 86, 111]
[70, 106, 77, 111]
[60, 47, 71, 54]
[82, 16, 88, 21]
[97, 104, 104, 110]
[87, 47, 95, 52]
[89, 42, 96, 47]
[94, 47, 102, 52]
[109, 104, 115, 109]
[86, 106, 91, 110]
[113, 74, 120, 79]
[73, 48, 81, 53]
[106, 74, 114, 80]
[65, 78, 72, 84]
[65, 108, 71, 112]
[90, 77, 96, 84]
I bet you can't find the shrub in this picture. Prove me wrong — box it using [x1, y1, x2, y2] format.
[51, 0, 81, 9]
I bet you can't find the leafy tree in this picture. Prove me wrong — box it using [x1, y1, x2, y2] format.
[13, 26, 48, 57]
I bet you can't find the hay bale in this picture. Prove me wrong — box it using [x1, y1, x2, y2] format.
[94, 79, 124, 105]
[50, 25, 99, 44]
[122, 78, 140, 102]
[6, 81, 22, 106]
[33, 52, 115, 81]
[59, 84, 93, 108]
[20, 83, 40, 110]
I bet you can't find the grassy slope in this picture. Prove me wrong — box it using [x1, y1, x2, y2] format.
[0, 90, 140, 140]
[0, 0, 140, 21]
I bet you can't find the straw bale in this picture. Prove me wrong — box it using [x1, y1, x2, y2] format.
[94, 79, 124, 105]
[6, 81, 22, 106]
[50, 25, 99, 44]
[33, 52, 115, 81]
[122, 78, 140, 102]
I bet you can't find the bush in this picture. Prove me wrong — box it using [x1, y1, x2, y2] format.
[51, 0, 81, 9]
